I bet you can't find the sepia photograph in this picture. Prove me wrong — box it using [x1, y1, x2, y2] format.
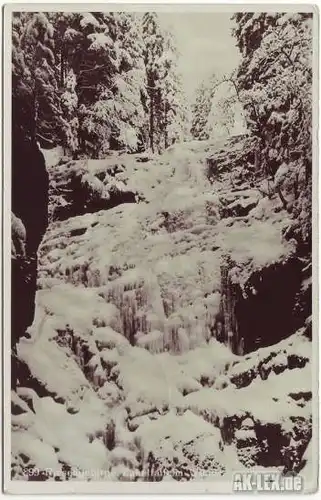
[3, 2, 318, 494]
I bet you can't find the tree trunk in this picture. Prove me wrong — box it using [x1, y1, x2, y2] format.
[277, 187, 288, 209]
[149, 82, 155, 153]
[60, 48, 65, 88]
[219, 257, 240, 353]
[164, 101, 168, 149]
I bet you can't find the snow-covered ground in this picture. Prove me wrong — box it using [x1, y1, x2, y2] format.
[12, 139, 312, 484]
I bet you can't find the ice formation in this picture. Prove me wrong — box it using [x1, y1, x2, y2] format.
[12, 136, 313, 485]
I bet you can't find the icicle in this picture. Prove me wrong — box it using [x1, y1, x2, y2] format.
[164, 315, 191, 353]
[102, 269, 166, 344]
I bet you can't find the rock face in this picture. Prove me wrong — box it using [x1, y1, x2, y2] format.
[219, 256, 303, 354]
[205, 134, 256, 185]
[48, 156, 138, 222]
[203, 136, 310, 355]
[11, 129, 49, 387]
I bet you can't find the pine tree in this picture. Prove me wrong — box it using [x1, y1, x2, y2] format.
[142, 17, 188, 152]
[13, 11, 190, 158]
[142, 12, 165, 153]
[19, 12, 62, 146]
[64, 13, 119, 156]
[101, 13, 147, 152]
[12, 12, 36, 141]
[44, 13, 80, 153]
[57, 12, 148, 156]
[159, 30, 189, 148]
[190, 80, 214, 140]
[48, 12, 78, 89]
[233, 12, 312, 174]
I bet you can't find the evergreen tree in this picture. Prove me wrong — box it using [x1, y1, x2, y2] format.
[19, 12, 63, 146]
[233, 12, 313, 247]
[191, 71, 246, 141]
[98, 13, 147, 152]
[142, 16, 188, 152]
[190, 81, 212, 140]
[65, 12, 119, 156]
[48, 12, 78, 89]
[12, 12, 35, 141]
[233, 12, 312, 175]
[13, 11, 190, 158]
[56, 12, 148, 156]
[159, 30, 189, 148]
[191, 73, 222, 140]
[142, 12, 165, 152]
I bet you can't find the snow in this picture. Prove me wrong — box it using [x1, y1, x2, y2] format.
[33, 284, 121, 337]
[88, 33, 113, 50]
[110, 447, 137, 469]
[113, 347, 185, 417]
[136, 330, 165, 354]
[136, 409, 219, 452]
[217, 218, 294, 276]
[97, 382, 120, 405]
[80, 13, 100, 28]
[94, 327, 130, 349]
[181, 364, 311, 428]
[177, 339, 237, 384]
[12, 432, 60, 472]
[12, 387, 112, 476]
[43, 139, 294, 341]
[40, 146, 64, 168]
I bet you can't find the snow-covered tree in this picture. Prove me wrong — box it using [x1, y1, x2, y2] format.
[12, 13, 35, 140]
[59, 12, 147, 156]
[61, 13, 118, 156]
[190, 81, 212, 140]
[13, 11, 190, 158]
[204, 79, 246, 140]
[159, 30, 189, 148]
[233, 12, 313, 246]
[101, 13, 147, 152]
[19, 12, 63, 146]
[142, 12, 165, 152]
[48, 12, 79, 88]
[233, 13, 312, 174]
[191, 73, 244, 141]
[142, 16, 188, 152]
[60, 69, 79, 155]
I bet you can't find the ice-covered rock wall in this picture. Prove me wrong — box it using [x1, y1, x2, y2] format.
[11, 136, 313, 483]
[38, 136, 307, 356]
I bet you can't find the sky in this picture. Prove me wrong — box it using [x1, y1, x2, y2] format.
[159, 13, 241, 101]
